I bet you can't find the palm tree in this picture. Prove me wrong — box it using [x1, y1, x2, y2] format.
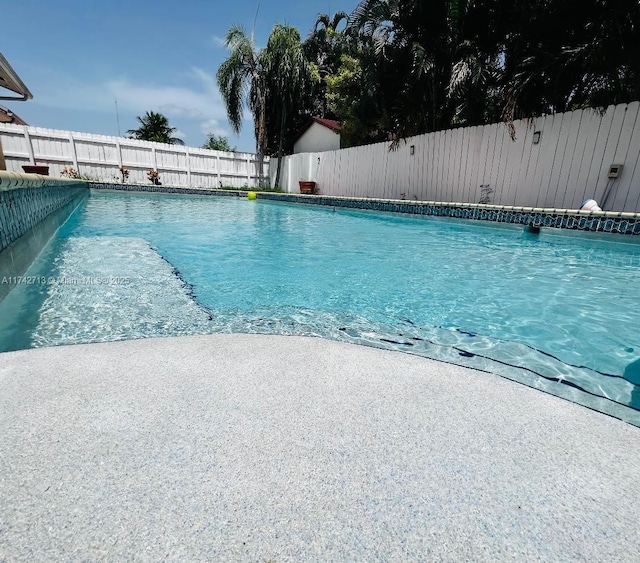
[216, 25, 268, 184]
[348, 0, 447, 140]
[347, 0, 501, 139]
[127, 111, 184, 144]
[218, 23, 318, 188]
[446, 1, 503, 126]
[263, 24, 319, 188]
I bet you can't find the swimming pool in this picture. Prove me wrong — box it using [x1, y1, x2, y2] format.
[1, 190, 639, 425]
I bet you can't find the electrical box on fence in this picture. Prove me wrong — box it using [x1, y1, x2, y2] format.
[608, 164, 623, 178]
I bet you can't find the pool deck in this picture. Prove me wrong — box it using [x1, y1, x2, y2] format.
[1, 334, 639, 561]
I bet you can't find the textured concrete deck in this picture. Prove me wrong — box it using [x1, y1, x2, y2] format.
[1, 334, 639, 561]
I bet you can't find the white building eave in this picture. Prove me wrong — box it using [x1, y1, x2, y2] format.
[0, 53, 33, 101]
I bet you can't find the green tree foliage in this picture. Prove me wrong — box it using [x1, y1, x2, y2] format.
[217, 1, 640, 158]
[304, 11, 351, 117]
[347, 0, 474, 139]
[499, 0, 640, 133]
[346, 0, 640, 141]
[127, 111, 184, 145]
[202, 134, 236, 152]
[326, 55, 387, 147]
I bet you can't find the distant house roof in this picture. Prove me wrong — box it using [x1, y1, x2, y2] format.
[0, 53, 32, 101]
[293, 117, 342, 144]
[0, 105, 28, 125]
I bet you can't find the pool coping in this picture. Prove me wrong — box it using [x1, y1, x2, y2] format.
[0, 170, 87, 191]
[88, 181, 640, 235]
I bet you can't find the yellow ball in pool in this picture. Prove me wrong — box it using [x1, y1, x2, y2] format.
[247, 191, 257, 200]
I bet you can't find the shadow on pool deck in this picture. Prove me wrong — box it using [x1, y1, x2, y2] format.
[0, 334, 638, 561]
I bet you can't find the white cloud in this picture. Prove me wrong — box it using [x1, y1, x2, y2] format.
[31, 65, 257, 149]
[109, 67, 226, 121]
[200, 118, 229, 137]
[36, 66, 235, 138]
[188, 66, 219, 93]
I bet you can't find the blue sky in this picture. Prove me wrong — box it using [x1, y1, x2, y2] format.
[2, 0, 356, 152]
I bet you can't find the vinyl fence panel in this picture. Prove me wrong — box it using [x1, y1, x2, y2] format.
[0, 124, 269, 189]
[277, 102, 640, 212]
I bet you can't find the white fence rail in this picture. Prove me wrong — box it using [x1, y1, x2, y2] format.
[0, 124, 269, 189]
[275, 102, 640, 213]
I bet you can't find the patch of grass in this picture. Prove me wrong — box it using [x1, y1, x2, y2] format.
[79, 174, 102, 182]
[218, 185, 284, 193]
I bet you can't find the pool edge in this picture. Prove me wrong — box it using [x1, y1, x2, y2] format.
[88, 181, 640, 236]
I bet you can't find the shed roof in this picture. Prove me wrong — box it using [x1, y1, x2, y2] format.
[293, 117, 342, 144]
[0, 105, 28, 125]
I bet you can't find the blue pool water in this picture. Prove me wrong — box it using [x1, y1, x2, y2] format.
[1, 191, 639, 424]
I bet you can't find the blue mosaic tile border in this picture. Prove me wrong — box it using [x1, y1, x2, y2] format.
[0, 184, 88, 253]
[258, 194, 640, 236]
[89, 182, 243, 197]
[88, 182, 640, 236]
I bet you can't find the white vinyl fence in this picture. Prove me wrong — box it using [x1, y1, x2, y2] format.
[0, 124, 269, 189]
[275, 102, 640, 213]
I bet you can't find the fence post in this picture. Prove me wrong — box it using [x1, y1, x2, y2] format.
[115, 139, 123, 167]
[152, 146, 158, 171]
[246, 155, 251, 186]
[68, 132, 78, 170]
[0, 138, 6, 170]
[185, 147, 191, 187]
[23, 127, 36, 165]
[216, 154, 221, 187]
